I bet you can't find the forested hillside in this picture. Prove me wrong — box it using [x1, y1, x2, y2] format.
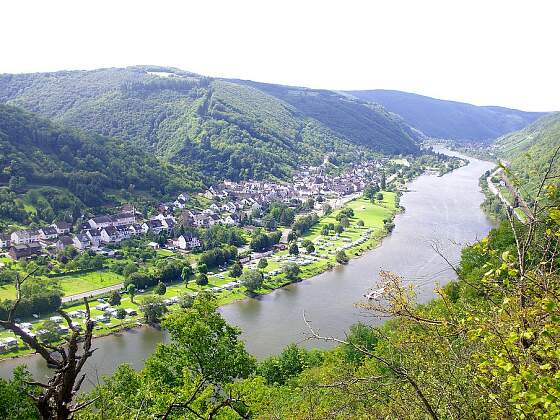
[493, 112, 560, 197]
[0, 104, 202, 225]
[348, 89, 546, 142]
[0, 67, 420, 181]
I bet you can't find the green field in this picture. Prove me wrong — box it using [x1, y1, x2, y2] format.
[0, 270, 124, 300]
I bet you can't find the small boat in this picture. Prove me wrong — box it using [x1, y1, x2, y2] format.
[363, 287, 384, 300]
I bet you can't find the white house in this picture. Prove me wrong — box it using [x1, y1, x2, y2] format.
[85, 230, 102, 248]
[175, 233, 201, 250]
[39, 226, 59, 240]
[112, 212, 135, 226]
[73, 233, 91, 251]
[11, 230, 40, 245]
[142, 219, 165, 234]
[51, 221, 71, 235]
[100, 226, 120, 244]
[88, 216, 113, 229]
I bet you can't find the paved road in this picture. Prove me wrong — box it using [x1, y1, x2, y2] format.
[486, 167, 527, 223]
[62, 283, 124, 303]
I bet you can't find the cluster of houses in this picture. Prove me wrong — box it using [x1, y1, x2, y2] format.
[0, 161, 383, 261]
[0, 202, 200, 259]
[180, 160, 383, 229]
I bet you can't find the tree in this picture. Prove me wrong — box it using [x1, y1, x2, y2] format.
[336, 250, 349, 264]
[306, 243, 316, 254]
[289, 242, 299, 256]
[323, 203, 332, 215]
[357, 219, 365, 226]
[181, 265, 193, 285]
[340, 216, 350, 228]
[335, 224, 344, 234]
[122, 262, 138, 278]
[0, 366, 38, 419]
[257, 258, 268, 269]
[109, 290, 121, 306]
[321, 225, 330, 236]
[230, 262, 243, 278]
[126, 283, 136, 303]
[377, 192, 384, 202]
[197, 263, 208, 274]
[241, 269, 264, 293]
[154, 281, 167, 295]
[0, 271, 96, 419]
[196, 273, 208, 286]
[139, 295, 167, 323]
[80, 294, 256, 418]
[287, 231, 297, 242]
[283, 262, 301, 282]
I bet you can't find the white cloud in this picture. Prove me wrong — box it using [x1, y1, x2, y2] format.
[1, 0, 558, 111]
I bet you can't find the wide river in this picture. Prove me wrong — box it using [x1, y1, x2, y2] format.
[0, 149, 494, 390]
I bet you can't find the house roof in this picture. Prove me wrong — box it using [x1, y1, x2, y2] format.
[103, 226, 118, 235]
[92, 216, 113, 224]
[76, 234, 90, 243]
[59, 235, 74, 245]
[113, 212, 135, 221]
[40, 226, 58, 236]
[54, 221, 72, 229]
[146, 219, 164, 228]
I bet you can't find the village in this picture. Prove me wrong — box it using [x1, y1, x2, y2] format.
[0, 160, 384, 260]
[0, 159, 399, 354]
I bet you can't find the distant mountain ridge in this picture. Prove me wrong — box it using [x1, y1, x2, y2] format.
[0, 66, 422, 182]
[347, 89, 546, 142]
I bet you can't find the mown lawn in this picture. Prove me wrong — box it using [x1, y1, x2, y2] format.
[0, 270, 124, 300]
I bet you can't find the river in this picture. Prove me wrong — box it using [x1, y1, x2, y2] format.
[0, 149, 494, 390]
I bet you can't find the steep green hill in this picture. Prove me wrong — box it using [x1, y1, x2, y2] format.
[230, 80, 422, 154]
[0, 104, 202, 224]
[0, 67, 420, 181]
[493, 112, 560, 196]
[348, 89, 546, 142]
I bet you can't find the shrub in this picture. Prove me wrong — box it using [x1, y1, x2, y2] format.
[336, 250, 349, 264]
[196, 273, 208, 286]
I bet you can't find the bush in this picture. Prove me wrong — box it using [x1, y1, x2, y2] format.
[357, 220, 364, 226]
[115, 308, 126, 319]
[289, 243, 299, 256]
[155, 281, 167, 295]
[196, 273, 208, 286]
[230, 262, 243, 278]
[109, 290, 121, 306]
[283, 263, 301, 282]
[336, 250, 349, 264]
[257, 258, 268, 269]
[178, 293, 194, 309]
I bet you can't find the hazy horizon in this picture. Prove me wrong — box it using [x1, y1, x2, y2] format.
[2, 0, 559, 112]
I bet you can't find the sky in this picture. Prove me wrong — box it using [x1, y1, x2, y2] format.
[1, 0, 558, 111]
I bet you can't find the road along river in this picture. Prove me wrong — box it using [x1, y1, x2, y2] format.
[0, 149, 495, 389]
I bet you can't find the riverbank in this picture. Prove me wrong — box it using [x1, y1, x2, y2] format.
[0, 193, 400, 361]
